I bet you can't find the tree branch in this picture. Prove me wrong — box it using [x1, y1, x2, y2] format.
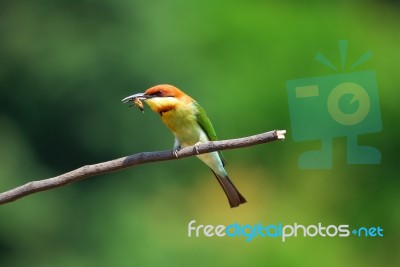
[0, 130, 286, 205]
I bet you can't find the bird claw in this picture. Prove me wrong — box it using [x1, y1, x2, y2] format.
[193, 142, 202, 154]
[173, 142, 201, 157]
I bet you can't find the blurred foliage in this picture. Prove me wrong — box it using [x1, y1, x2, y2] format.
[0, 0, 399, 266]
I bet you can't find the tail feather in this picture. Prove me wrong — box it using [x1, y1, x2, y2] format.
[210, 169, 247, 208]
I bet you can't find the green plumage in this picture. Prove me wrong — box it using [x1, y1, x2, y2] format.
[194, 102, 226, 166]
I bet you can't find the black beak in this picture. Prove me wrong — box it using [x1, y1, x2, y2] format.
[121, 92, 147, 103]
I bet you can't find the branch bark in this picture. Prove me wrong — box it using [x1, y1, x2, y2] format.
[0, 130, 286, 205]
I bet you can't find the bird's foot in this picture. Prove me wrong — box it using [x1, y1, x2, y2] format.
[173, 143, 182, 158]
[193, 142, 202, 154]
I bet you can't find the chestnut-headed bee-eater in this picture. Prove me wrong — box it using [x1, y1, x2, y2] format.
[122, 84, 246, 208]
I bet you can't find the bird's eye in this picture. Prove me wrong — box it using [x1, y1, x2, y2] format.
[157, 90, 163, 96]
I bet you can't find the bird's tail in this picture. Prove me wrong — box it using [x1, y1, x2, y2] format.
[210, 170, 247, 208]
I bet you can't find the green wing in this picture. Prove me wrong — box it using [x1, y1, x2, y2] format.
[195, 102, 226, 165]
[195, 102, 218, 141]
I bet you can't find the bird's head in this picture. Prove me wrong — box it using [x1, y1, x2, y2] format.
[122, 84, 194, 114]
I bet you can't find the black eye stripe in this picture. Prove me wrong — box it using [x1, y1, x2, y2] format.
[155, 90, 164, 96]
[148, 89, 166, 97]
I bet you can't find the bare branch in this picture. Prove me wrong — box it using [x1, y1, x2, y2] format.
[0, 130, 286, 205]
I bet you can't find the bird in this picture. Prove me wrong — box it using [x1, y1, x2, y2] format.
[122, 84, 247, 208]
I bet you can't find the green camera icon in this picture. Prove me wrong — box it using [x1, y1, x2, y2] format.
[287, 42, 382, 169]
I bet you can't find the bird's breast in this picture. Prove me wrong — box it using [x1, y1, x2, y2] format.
[145, 97, 203, 146]
[160, 104, 202, 146]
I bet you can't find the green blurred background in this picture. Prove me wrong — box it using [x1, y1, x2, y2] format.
[1, 0, 399, 266]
